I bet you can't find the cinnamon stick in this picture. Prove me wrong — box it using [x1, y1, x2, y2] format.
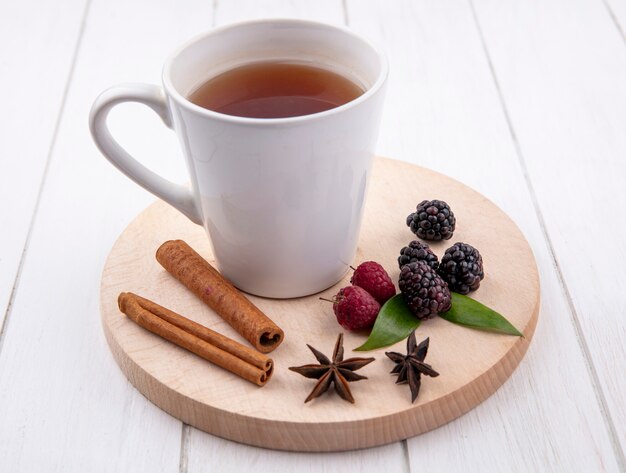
[118, 292, 273, 386]
[156, 240, 284, 353]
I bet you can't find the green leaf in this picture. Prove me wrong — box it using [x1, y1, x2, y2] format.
[439, 293, 523, 336]
[354, 294, 420, 351]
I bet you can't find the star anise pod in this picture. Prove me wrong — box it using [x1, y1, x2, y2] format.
[385, 332, 439, 403]
[289, 333, 375, 403]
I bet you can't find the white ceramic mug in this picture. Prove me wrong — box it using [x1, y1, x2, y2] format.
[90, 19, 387, 298]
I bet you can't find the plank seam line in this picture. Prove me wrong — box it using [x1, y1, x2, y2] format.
[212, 0, 219, 26]
[401, 439, 411, 473]
[342, 0, 350, 26]
[601, 0, 626, 44]
[0, 0, 93, 357]
[179, 423, 190, 473]
[467, 0, 626, 468]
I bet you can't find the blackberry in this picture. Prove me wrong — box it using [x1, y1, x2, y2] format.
[438, 242, 484, 294]
[398, 262, 451, 320]
[406, 200, 456, 241]
[398, 240, 439, 270]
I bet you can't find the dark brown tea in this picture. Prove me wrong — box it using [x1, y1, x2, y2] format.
[188, 62, 364, 118]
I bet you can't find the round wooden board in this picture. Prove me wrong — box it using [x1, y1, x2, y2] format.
[101, 157, 539, 452]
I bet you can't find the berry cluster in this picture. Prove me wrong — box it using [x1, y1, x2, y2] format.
[324, 261, 395, 331]
[398, 239, 484, 296]
[399, 200, 485, 319]
[322, 199, 486, 328]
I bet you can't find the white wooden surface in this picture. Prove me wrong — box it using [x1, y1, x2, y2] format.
[0, 0, 87, 329]
[472, 0, 626, 457]
[0, 0, 624, 471]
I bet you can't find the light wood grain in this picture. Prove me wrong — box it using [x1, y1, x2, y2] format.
[348, 0, 622, 471]
[473, 0, 626, 460]
[0, 0, 87, 328]
[0, 0, 213, 471]
[101, 158, 539, 452]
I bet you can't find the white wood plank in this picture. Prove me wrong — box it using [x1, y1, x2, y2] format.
[0, 0, 87, 330]
[186, 429, 407, 473]
[473, 0, 626, 461]
[185, 2, 405, 471]
[214, 0, 345, 24]
[347, 1, 621, 471]
[0, 0, 213, 471]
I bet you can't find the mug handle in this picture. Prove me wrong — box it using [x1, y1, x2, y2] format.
[89, 84, 202, 225]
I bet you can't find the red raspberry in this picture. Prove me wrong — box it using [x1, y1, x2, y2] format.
[350, 261, 396, 304]
[331, 286, 380, 331]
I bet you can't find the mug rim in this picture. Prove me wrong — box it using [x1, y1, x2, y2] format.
[162, 18, 388, 125]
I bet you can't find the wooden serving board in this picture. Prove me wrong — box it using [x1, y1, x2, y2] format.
[100, 157, 539, 452]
